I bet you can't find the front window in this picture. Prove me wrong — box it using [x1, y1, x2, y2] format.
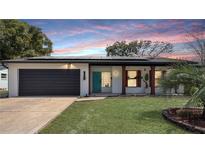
[127, 70, 141, 87]
[101, 72, 111, 87]
[155, 71, 166, 87]
[1, 73, 7, 80]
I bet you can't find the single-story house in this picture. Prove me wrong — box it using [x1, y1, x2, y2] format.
[2, 56, 197, 97]
[0, 65, 8, 90]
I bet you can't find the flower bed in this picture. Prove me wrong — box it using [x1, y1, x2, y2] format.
[162, 108, 205, 133]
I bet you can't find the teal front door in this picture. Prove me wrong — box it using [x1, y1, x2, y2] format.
[92, 72, 101, 93]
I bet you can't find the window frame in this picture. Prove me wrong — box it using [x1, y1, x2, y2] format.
[154, 70, 166, 87]
[126, 70, 141, 87]
[101, 71, 112, 88]
[1, 73, 7, 80]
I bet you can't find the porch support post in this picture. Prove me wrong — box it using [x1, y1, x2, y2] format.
[122, 65, 126, 94]
[88, 64, 91, 95]
[150, 66, 155, 95]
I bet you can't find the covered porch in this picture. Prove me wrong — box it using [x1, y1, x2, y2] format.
[89, 65, 167, 96]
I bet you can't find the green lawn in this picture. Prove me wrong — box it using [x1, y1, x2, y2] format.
[40, 96, 191, 134]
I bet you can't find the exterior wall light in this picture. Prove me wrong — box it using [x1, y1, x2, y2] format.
[83, 71, 86, 80]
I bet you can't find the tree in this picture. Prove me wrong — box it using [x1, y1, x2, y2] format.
[160, 64, 205, 119]
[160, 64, 205, 94]
[185, 86, 205, 119]
[106, 40, 173, 57]
[185, 24, 205, 65]
[0, 19, 52, 60]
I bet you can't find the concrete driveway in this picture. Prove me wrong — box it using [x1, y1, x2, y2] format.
[0, 97, 76, 134]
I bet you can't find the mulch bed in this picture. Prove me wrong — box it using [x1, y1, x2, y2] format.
[162, 108, 205, 133]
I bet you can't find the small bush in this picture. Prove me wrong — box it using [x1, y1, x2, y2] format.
[0, 90, 8, 98]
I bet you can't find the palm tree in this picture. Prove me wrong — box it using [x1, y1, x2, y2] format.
[185, 86, 205, 119]
[160, 64, 205, 94]
[160, 64, 205, 119]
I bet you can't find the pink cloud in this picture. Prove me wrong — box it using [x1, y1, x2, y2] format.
[147, 31, 205, 44]
[122, 30, 205, 44]
[144, 33, 187, 43]
[53, 38, 115, 54]
[67, 28, 98, 36]
[98, 25, 191, 44]
[53, 31, 205, 55]
[160, 52, 199, 61]
[94, 25, 114, 31]
[51, 21, 205, 57]
[46, 25, 117, 37]
[134, 24, 150, 30]
[53, 49, 81, 53]
[53, 36, 200, 62]
[133, 20, 185, 32]
[46, 27, 97, 37]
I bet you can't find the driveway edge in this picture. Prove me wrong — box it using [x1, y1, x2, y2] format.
[34, 100, 76, 134]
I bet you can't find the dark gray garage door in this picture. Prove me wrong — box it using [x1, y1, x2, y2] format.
[19, 69, 80, 96]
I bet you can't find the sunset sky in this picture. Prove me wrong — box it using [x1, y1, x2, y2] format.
[23, 19, 205, 61]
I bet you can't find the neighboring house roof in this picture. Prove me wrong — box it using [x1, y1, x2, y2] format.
[2, 56, 198, 66]
[0, 65, 7, 70]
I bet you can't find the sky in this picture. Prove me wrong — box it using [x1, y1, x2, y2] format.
[23, 19, 205, 61]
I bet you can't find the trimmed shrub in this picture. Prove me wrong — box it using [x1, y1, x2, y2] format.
[0, 90, 8, 98]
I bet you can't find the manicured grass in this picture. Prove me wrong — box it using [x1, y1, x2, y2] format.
[40, 96, 191, 134]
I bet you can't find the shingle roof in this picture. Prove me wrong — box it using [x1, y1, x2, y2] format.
[2, 56, 198, 66]
[28, 56, 148, 60]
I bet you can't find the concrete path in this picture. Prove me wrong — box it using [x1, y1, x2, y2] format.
[0, 97, 76, 134]
[76, 97, 106, 102]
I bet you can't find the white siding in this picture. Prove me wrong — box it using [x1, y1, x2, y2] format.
[70, 63, 89, 96]
[8, 63, 89, 97]
[112, 66, 122, 94]
[0, 69, 8, 90]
